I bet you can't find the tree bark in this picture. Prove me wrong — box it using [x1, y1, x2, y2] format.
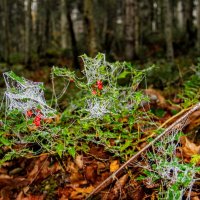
[124, 0, 135, 60]
[182, 0, 194, 45]
[135, 0, 139, 56]
[197, 0, 200, 53]
[66, 1, 80, 69]
[163, 0, 174, 62]
[25, 0, 32, 65]
[2, 0, 10, 63]
[60, 0, 68, 49]
[84, 0, 97, 57]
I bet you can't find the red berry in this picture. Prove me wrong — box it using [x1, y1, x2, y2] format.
[92, 90, 97, 95]
[97, 80, 103, 90]
[34, 115, 42, 127]
[26, 110, 33, 117]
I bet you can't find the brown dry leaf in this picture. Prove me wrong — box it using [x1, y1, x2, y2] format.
[180, 136, 200, 158]
[28, 155, 61, 182]
[110, 160, 119, 172]
[127, 180, 145, 200]
[89, 145, 108, 159]
[57, 187, 74, 199]
[185, 110, 200, 133]
[97, 161, 106, 170]
[191, 197, 200, 200]
[0, 175, 29, 188]
[85, 164, 97, 183]
[101, 175, 128, 200]
[70, 185, 94, 199]
[0, 167, 7, 174]
[67, 161, 84, 184]
[16, 191, 44, 200]
[113, 174, 128, 193]
[75, 155, 83, 169]
[145, 88, 166, 106]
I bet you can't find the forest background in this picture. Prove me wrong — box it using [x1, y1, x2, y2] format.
[1, 1, 200, 199]
[0, 0, 200, 87]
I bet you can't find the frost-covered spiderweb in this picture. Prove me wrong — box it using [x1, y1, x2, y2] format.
[80, 53, 146, 119]
[133, 116, 198, 200]
[3, 71, 56, 118]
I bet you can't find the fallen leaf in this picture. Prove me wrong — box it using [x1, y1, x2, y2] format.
[110, 160, 119, 172]
[191, 197, 200, 200]
[67, 161, 84, 184]
[113, 174, 129, 193]
[85, 164, 97, 183]
[28, 155, 61, 182]
[75, 155, 83, 169]
[57, 187, 74, 199]
[180, 136, 200, 159]
[16, 192, 44, 200]
[70, 185, 94, 199]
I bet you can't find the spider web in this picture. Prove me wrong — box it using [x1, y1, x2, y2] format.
[134, 116, 197, 200]
[3, 71, 56, 118]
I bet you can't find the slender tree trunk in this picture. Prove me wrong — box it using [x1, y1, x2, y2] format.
[84, 0, 97, 57]
[182, 0, 194, 44]
[2, 0, 10, 63]
[60, 0, 68, 49]
[124, 0, 135, 60]
[66, 2, 80, 69]
[25, 0, 32, 65]
[36, 0, 44, 57]
[163, 0, 174, 62]
[44, 0, 50, 51]
[197, 0, 200, 53]
[135, 0, 139, 56]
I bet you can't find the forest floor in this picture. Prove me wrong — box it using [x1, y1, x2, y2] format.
[0, 62, 200, 200]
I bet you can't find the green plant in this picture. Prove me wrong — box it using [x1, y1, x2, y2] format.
[178, 59, 200, 108]
[137, 130, 200, 200]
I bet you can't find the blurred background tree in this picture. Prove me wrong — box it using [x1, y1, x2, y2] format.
[0, 0, 199, 69]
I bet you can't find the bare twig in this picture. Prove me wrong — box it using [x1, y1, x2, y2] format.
[86, 102, 200, 199]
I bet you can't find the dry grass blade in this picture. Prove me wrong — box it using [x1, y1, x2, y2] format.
[86, 102, 200, 199]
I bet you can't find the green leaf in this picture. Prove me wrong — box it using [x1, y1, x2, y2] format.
[0, 137, 11, 146]
[120, 140, 132, 152]
[118, 71, 130, 79]
[68, 146, 76, 158]
[55, 143, 65, 158]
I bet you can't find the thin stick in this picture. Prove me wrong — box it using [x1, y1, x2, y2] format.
[86, 102, 200, 199]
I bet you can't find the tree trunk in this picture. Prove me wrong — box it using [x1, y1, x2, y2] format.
[60, 0, 68, 49]
[66, 2, 80, 69]
[36, 0, 45, 57]
[25, 0, 32, 65]
[182, 0, 194, 45]
[44, 0, 50, 51]
[135, 0, 139, 56]
[124, 0, 135, 60]
[84, 0, 97, 57]
[163, 0, 174, 62]
[2, 0, 10, 63]
[197, 0, 200, 53]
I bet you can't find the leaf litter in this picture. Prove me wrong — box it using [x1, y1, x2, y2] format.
[1, 58, 200, 199]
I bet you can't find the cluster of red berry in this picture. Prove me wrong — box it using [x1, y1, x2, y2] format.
[92, 80, 103, 95]
[26, 109, 43, 127]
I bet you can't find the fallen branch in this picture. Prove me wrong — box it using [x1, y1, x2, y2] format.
[86, 102, 200, 199]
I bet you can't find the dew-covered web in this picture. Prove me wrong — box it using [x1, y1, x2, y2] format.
[133, 115, 197, 200]
[3, 71, 56, 118]
[85, 98, 110, 119]
[80, 54, 147, 119]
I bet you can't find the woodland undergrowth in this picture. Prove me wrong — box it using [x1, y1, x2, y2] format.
[0, 53, 200, 200]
